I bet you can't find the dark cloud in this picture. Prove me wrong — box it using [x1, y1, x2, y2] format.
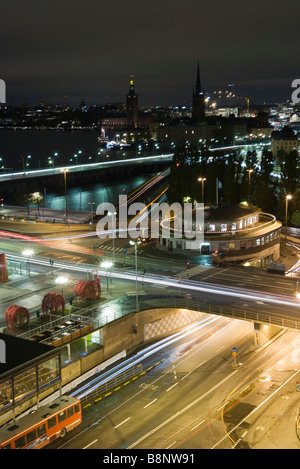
[1, 0, 300, 105]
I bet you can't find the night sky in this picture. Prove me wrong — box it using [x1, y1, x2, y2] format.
[2, 0, 300, 107]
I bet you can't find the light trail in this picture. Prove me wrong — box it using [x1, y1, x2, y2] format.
[70, 316, 218, 399]
[0, 154, 173, 182]
[5, 252, 300, 309]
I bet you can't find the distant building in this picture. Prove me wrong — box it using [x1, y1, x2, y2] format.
[271, 126, 299, 157]
[156, 204, 281, 266]
[101, 76, 153, 139]
[192, 62, 206, 120]
[126, 75, 139, 127]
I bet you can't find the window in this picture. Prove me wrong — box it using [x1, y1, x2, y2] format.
[231, 223, 236, 230]
[221, 224, 227, 232]
[67, 407, 74, 418]
[256, 238, 261, 246]
[74, 404, 80, 414]
[37, 424, 46, 437]
[15, 435, 26, 449]
[58, 411, 66, 423]
[47, 416, 57, 429]
[26, 429, 37, 444]
[209, 224, 215, 232]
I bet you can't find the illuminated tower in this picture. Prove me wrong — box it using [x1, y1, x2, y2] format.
[192, 62, 205, 120]
[126, 75, 139, 127]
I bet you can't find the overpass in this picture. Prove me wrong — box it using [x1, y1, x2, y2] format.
[0, 154, 173, 182]
[0, 140, 271, 183]
[6, 250, 300, 351]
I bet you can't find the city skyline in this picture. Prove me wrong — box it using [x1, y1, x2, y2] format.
[1, 0, 300, 106]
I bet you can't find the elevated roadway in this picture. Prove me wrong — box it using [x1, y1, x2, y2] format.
[0, 154, 173, 182]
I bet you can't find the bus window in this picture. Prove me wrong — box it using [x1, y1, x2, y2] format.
[75, 404, 80, 414]
[26, 429, 37, 444]
[67, 407, 74, 418]
[47, 416, 57, 429]
[15, 435, 26, 449]
[58, 411, 66, 423]
[37, 424, 46, 437]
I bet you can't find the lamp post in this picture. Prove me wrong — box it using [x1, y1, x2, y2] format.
[108, 211, 117, 266]
[101, 261, 112, 290]
[247, 169, 253, 203]
[22, 248, 34, 276]
[88, 202, 95, 226]
[285, 194, 292, 250]
[130, 241, 139, 312]
[60, 168, 69, 223]
[55, 275, 68, 295]
[197, 177, 206, 204]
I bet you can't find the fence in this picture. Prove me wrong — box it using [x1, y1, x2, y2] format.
[79, 363, 143, 403]
[16, 294, 300, 345]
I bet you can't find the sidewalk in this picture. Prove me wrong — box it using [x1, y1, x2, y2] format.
[0, 205, 91, 224]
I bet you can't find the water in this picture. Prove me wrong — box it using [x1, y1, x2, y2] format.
[0, 129, 159, 211]
[44, 175, 153, 212]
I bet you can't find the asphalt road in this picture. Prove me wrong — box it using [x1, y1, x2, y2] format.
[45, 315, 300, 450]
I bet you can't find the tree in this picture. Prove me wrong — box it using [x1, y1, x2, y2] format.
[28, 191, 44, 215]
[74, 277, 101, 301]
[42, 292, 65, 315]
[5, 305, 30, 330]
[0, 253, 8, 283]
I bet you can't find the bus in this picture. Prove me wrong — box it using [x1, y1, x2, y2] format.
[0, 396, 82, 449]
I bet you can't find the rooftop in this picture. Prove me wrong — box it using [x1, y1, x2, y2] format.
[0, 333, 56, 378]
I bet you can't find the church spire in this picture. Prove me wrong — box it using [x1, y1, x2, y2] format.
[192, 61, 205, 120]
[195, 61, 202, 96]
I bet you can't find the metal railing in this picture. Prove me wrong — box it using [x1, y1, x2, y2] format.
[80, 363, 143, 403]
[15, 294, 300, 345]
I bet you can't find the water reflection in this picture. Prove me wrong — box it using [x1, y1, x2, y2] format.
[44, 175, 153, 211]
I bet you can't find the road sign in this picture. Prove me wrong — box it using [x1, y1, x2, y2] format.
[232, 347, 237, 352]
[232, 351, 237, 357]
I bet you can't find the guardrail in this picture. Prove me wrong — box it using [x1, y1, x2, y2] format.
[80, 363, 143, 403]
[15, 293, 300, 345]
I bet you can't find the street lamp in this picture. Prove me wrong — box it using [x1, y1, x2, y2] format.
[197, 177, 206, 204]
[88, 202, 95, 227]
[108, 211, 117, 266]
[285, 194, 292, 249]
[55, 275, 68, 295]
[22, 248, 34, 276]
[129, 240, 139, 312]
[247, 169, 253, 203]
[60, 168, 69, 223]
[101, 260, 112, 289]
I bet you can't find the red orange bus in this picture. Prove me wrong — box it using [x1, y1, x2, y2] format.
[0, 396, 82, 449]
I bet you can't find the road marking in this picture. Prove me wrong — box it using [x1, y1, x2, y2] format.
[83, 439, 98, 449]
[144, 399, 157, 408]
[166, 441, 177, 449]
[190, 419, 205, 431]
[166, 382, 178, 392]
[127, 369, 239, 448]
[114, 417, 131, 429]
[211, 367, 300, 449]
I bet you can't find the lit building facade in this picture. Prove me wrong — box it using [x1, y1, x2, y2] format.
[271, 127, 299, 157]
[156, 205, 282, 266]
